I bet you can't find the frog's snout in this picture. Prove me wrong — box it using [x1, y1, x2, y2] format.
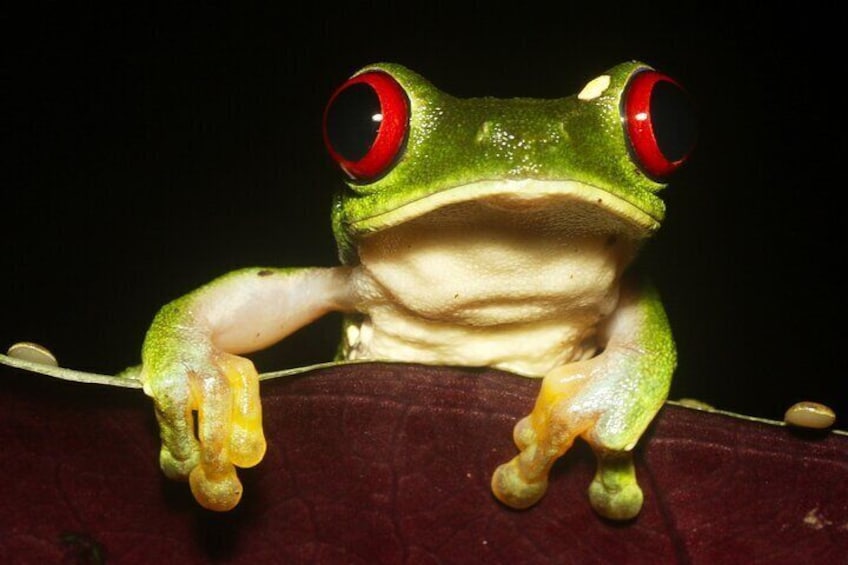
[475, 119, 565, 149]
[475, 118, 566, 178]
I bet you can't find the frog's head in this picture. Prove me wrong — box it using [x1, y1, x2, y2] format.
[324, 62, 696, 263]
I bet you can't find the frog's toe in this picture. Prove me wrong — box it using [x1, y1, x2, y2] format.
[229, 425, 266, 468]
[189, 464, 243, 511]
[149, 382, 201, 481]
[159, 445, 199, 481]
[181, 352, 266, 511]
[219, 353, 266, 468]
[586, 449, 644, 520]
[588, 477, 643, 520]
[513, 416, 536, 450]
[491, 457, 548, 509]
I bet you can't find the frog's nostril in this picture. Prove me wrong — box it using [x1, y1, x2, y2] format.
[475, 121, 494, 144]
[556, 121, 570, 141]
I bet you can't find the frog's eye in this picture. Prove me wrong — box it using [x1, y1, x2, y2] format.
[323, 70, 410, 182]
[623, 70, 697, 179]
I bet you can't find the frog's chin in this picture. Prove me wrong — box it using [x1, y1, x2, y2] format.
[350, 179, 660, 238]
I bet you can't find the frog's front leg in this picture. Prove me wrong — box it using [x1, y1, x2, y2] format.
[141, 267, 354, 511]
[492, 278, 675, 520]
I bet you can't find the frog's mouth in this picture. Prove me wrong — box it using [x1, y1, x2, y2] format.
[349, 179, 660, 238]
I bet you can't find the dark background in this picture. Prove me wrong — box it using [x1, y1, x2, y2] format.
[3, 4, 845, 422]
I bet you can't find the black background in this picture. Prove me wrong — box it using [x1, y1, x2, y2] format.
[4, 4, 845, 422]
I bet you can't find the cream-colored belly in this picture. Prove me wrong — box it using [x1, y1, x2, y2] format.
[343, 198, 637, 377]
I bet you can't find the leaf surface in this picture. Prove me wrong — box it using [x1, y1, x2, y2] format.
[1, 363, 845, 563]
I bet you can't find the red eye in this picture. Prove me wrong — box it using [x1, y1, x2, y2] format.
[323, 70, 410, 181]
[623, 70, 697, 180]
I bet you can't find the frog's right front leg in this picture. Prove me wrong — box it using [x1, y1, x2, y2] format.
[141, 266, 355, 511]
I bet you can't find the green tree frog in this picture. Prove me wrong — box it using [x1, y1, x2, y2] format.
[140, 61, 696, 520]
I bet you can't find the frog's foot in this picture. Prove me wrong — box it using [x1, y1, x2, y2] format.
[492, 365, 592, 509]
[145, 352, 266, 511]
[587, 450, 643, 520]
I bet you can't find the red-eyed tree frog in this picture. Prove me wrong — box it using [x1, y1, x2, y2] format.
[24, 61, 698, 520]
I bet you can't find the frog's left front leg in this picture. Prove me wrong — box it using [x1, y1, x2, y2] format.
[141, 266, 357, 511]
[492, 278, 675, 520]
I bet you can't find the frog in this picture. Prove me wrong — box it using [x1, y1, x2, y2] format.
[139, 61, 696, 520]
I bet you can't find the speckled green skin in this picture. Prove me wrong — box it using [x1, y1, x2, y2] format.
[333, 61, 664, 262]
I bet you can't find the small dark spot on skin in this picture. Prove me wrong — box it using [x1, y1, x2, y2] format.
[454, 293, 459, 299]
[257, 269, 274, 277]
[597, 198, 603, 204]
[606, 235, 618, 247]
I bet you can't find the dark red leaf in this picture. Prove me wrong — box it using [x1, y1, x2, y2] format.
[1, 363, 845, 563]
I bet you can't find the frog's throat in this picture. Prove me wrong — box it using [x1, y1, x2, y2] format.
[349, 179, 660, 236]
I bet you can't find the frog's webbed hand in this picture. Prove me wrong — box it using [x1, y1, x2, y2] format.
[492, 277, 675, 520]
[141, 267, 353, 511]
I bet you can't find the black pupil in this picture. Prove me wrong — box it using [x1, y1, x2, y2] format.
[651, 81, 697, 163]
[326, 82, 382, 162]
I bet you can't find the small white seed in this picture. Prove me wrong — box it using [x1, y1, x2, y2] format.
[784, 401, 836, 430]
[7, 342, 59, 367]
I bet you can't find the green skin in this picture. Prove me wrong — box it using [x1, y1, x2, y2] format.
[140, 61, 676, 520]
